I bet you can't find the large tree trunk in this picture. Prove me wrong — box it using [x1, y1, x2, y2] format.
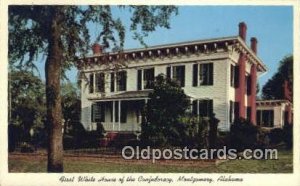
[45, 8, 64, 172]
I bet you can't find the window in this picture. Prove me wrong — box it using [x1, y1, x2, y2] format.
[230, 101, 239, 123]
[89, 73, 94, 93]
[113, 101, 127, 123]
[117, 71, 127, 91]
[166, 65, 185, 87]
[192, 64, 198, 86]
[230, 64, 239, 88]
[200, 63, 213, 85]
[246, 75, 251, 95]
[91, 103, 105, 122]
[193, 63, 214, 86]
[199, 99, 213, 117]
[256, 110, 274, 127]
[192, 99, 213, 117]
[95, 73, 105, 92]
[137, 68, 155, 90]
[121, 101, 127, 123]
[111, 71, 127, 92]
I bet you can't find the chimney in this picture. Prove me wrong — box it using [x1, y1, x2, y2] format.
[238, 22, 247, 41]
[92, 43, 102, 55]
[250, 37, 258, 54]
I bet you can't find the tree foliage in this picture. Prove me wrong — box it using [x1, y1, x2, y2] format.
[141, 74, 190, 147]
[262, 55, 293, 100]
[61, 83, 81, 124]
[9, 5, 178, 172]
[9, 70, 46, 137]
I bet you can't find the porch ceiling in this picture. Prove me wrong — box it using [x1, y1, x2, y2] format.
[88, 90, 152, 101]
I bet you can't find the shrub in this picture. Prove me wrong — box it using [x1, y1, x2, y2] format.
[208, 114, 219, 149]
[217, 132, 230, 149]
[181, 116, 209, 148]
[268, 128, 284, 144]
[283, 123, 293, 149]
[229, 118, 259, 151]
[141, 74, 190, 147]
[20, 143, 35, 153]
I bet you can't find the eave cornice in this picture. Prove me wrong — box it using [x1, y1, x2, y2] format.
[77, 36, 267, 73]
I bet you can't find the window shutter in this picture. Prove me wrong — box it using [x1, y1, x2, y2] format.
[137, 69, 142, 90]
[110, 102, 113, 122]
[209, 63, 213, 85]
[198, 100, 204, 117]
[122, 71, 127, 91]
[234, 65, 239, 88]
[121, 101, 127, 123]
[193, 64, 198, 87]
[166, 66, 171, 79]
[110, 73, 115, 92]
[91, 103, 95, 122]
[229, 101, 233, 123]
[209, 100, 213, 117]
[181, 66, 185, 87]
[115, 101, 119, 122]
[89, 73, 94, 93]
[100, 103, 105, 122]
[234, 102, 240, 120]
[256, 110, 261, 126]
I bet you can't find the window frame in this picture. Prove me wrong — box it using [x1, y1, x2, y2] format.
[89, 73, 94, 93]
[192, 99, 213, 118]
[193, 62, 214, 87]
[256, 109, 274, 127]
[166, 65, 186, 87]
[91, 102, 105, 123]
[95, 72, 105, 93]
[137, 67, 155, 90]
[110, 70, 127, 92]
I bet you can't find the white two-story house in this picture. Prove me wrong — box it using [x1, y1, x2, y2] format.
[77, 22, 267, 136]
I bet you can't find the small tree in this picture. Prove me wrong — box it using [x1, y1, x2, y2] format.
[141, 74, 190, 147]
[229, 118, 259, 151]
[9, 5, 178, 172]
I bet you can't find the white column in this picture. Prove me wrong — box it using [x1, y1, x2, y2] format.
[112, 101, 115, 131]
[118, 100, 121, 131]
[197, 100, 199, 116]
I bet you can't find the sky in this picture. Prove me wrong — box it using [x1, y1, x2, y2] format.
[37, 6, 293, 91]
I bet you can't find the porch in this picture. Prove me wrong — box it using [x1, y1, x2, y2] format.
[89, 91, 150, 132]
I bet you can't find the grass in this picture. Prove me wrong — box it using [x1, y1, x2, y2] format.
[9, 150, 293, 173]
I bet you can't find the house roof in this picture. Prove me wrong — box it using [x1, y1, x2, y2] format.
[78, 35, 267, 73]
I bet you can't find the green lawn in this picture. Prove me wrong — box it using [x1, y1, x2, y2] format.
[9, 150, 293, 173]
